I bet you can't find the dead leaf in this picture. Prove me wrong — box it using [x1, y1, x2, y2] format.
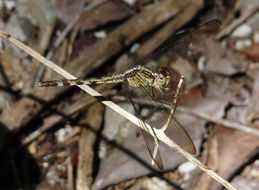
[80, 1, 133, 31]
[245, 69, 259, 124]
[231, 159, 259, 190]
[52, 0, 132, 31]
[210, 127, 259, 190]
[200, 38, 246, 75]
[51, 0, 90, 24]
[239, 43, 259, 62]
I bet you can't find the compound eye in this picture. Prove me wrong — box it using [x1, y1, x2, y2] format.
[158, 67, 170, 78]
[158, 72, 165, 79]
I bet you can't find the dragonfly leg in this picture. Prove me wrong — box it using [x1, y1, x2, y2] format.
[171, 75, 184, 115]
[161, 75, 184, 132]
[151, 134, 159, 166]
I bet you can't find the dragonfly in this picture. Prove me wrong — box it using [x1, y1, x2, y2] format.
[39, 20, 221, 170]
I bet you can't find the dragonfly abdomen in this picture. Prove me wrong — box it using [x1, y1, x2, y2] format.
[38, 79, 83, 87]
[38, 75, 124, 87]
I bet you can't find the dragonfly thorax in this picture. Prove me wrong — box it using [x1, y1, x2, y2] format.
[124, 65, 171, 89]
[125, 66, 157, 87]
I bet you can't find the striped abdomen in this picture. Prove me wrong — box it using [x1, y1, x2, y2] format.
[38, 75, 124, 87]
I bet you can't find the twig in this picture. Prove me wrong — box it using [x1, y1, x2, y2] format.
[0, 30, 238, 190]
[67, 155, 74, 190]
[216, 5, 259, 39]
[178, 107, 259, 136]
[54, 0, 107, 47]
[76, 104, 102, 190]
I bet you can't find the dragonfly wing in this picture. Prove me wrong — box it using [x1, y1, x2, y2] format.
[139, 20, 221, 71]
[170, 115, 196, 154]
[139, 120, 164, 170]
[124, 83, 164, 170]
[133, 72, 196, 154]
[143, 93, 196, 154]
[151, 111, 196, 154]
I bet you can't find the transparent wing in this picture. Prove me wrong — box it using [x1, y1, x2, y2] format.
[138, 20, 221, 71]
[123, 83, 164, 170]
[167, 115, 196, 154]
[133, 72, 196, 155]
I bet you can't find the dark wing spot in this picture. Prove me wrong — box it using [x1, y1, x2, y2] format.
[51, 81, 59, 86]
[40, 81, 59, 87]
[62, 81, 70, 86]
[76, 81, 83, 85]
[90, 80, 97, 85]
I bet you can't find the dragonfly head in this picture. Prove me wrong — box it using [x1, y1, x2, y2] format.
[154, 67, 185, 104]
[156, 67, 171, 87]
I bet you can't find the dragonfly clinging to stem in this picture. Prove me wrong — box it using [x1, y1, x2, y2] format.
[39, 20, 221, 170]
